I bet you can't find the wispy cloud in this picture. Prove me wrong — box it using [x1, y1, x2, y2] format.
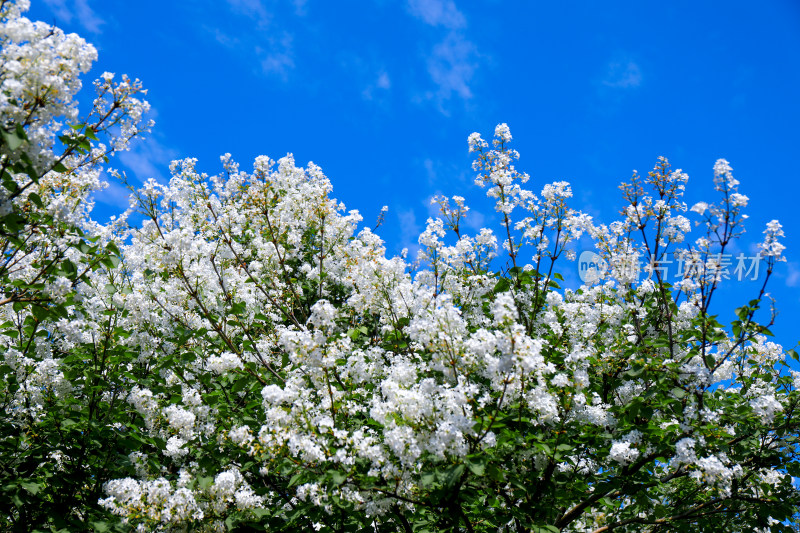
[462, 208, 486, 233]
[786, 262, 800, 288]
[224, 0, 271, 26]
[94, 175, 131, 209]
[118, 135, 179, 185]
[338, 53, 392, 102]
[209, 2, 296, 81]
[95, 136, 176, 210]
[292, 0, 308, 16]
[43, 0, 104, 33]
[94, 179, 134, 210]
[258, 32, 295, 79]
[376, 72, 391, 90]
[406, 0, 465, 29]
[404, 1, 482, 112]
[423, 158, 437, 185]
[362, 71, 391, 100]
[213, 28, 238, 48]
[419, 157, 470, 189]
[426, 32, 478, 103]
[397, 208, 422, 256]
[602, 60, 642, 89]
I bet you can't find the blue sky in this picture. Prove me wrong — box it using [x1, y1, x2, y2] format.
[30, 0, 800, 351]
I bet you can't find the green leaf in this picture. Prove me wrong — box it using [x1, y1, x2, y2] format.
[419, 472, 435, 488]
[494, 277, 511, 294]
[1, 127, 25, 151]
[485, 463, 503, 482]
[89, 521, 110, 533]
[445, 464, 465, 488]
[671, 387, 686, 399]
[61, 259, 77, 277]
[531, 526, 560, 533]
[28, 192, 43, 207]
[329, 470, 347, 486]
[106, 242, 121, 256]
[31, 305, 49, 322]
[757, 325, 774, 337]
[20, 481, 42, 495]
[466, 456, 486, 476]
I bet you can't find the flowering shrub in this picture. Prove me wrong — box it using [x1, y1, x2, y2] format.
[0, 0, 151, 530]
[1, 2, 799, 532]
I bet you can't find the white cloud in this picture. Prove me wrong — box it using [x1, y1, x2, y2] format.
[423, 158, 437, 185]
[94, 179, 133, 210]
[406, 0, 465, 29]
[259, 32, 295, 79]
[602, 60, 642, 89]
[118, 136, 179, 185]
[43, 0, 104, 33]
[210, 26, 295, 80]
[224, 0, 271, 26]
[427, 32, 478, 103]
[362, 71, 391, 100]
[786, 262, 800, 288]
[461, 208, 485, 232]
[213, 0, 295, 79]
[419, 157, 470, 190]
[406, 0, 478, 106]
[293, 0, 308, 16]
[212, 28, 239, 48]
[397, 208, 422, 256]
[402, 0, 484, 113]
[376, 72, 391, 90]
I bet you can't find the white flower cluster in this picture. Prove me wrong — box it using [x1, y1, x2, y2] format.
[760, 219, 786, 261]
[88, 126, 797, 529]
[0, 13, 794, 525]
[608, 431, 642, 466]
[100, 466, 263, 529]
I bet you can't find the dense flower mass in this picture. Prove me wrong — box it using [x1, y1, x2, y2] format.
[0, 2, 798, 532]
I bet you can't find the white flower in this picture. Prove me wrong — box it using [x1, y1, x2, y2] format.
[492, 292, 517, 325]
[165, 436, 189, 459]
[672, 438, 696, 467]
[690, 202, 708, 215]
[207, 351, 243, 374]
[308, 299, 337, 331]
[609, 441, 639, 466]
[750, 394, 783, 424]
[494, 123, 512, 143]
[759, 219, 786, 261]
